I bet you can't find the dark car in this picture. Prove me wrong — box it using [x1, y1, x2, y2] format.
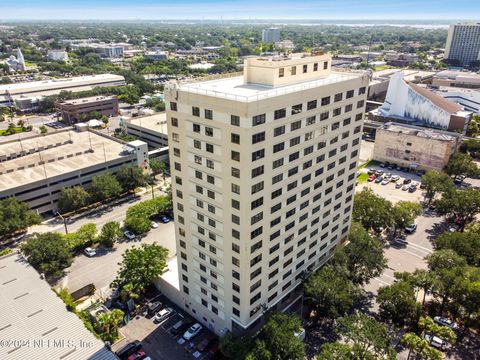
[171, 319, 193, 335]
[197, 334, 216, 352]
[146, 301, 163, 317]
[403, 178, 412, 184]
[116, 340, 142, 360]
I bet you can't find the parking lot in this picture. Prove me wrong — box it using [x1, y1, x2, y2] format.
[112, 294, 219, 360]
[357, 163, 424, 203]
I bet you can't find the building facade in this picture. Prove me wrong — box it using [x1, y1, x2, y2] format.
[262, 28, 281, 43]
[373, 123, 461, 171]
[444, 23, 480, 66]
[47, 50, 69, 62]
[56, 95, 119, 124]
[370, 71, 472, 132]
[165, 53, 368, 335]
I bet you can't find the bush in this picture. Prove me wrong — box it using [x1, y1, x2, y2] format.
[56, 287, 77, 312]
[0, 248, 12, 256]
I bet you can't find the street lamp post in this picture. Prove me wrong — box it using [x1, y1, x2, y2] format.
[56, 212, 68, 234]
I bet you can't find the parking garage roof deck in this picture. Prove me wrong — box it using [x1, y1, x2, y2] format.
[0, 130, 130, 192]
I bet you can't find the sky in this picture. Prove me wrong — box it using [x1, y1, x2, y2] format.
[0, 0, 479, 20]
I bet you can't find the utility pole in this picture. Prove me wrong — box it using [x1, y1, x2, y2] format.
[56, 212, 68, 234]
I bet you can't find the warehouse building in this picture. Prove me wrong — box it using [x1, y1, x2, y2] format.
[0, 129, 148, 214]
[373, 123, 461, 171]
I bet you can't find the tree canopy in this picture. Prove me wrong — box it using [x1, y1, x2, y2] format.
[0, 197, 41, 237]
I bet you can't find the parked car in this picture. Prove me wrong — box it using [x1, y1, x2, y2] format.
[116, 340, 142, 360]
[84, 247, 96, 257]
[375, 176, 383, 183]
[403, 178, 412, 184]
[408, 185, 417, 193]
[146, 301, 163, 317]
[183, 323, 202, 340]
[396, 165, 403, 171]
[154, 307, 173, 323]
[425, 334, 447, 350]
[151, 221, 159, 229]
[454, 175, 466, 184]
[160, 215, 171, 224]
[387, 164, 395, 170]
[434, 316, 458, 329]
[395, 235, 408, 246]
[391, 175, 400, 182]
[171, 319, 193, 335]
[402, 184, 409, 191]
[294, 327, 306, 341]
[196, 334, 216, 352]
[395, 182, 403, 189]
[405, 223, 417, 233]
[127, 350, 147, 360]
[124, 230, 136, 240]
[367, 169, 376, 175]
[375, 170, 384, 176]
[381, 178, 390, 185]
[368, 175, 376, 182]
[379, 163, 386, 168]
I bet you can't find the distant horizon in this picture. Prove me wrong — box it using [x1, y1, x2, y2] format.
[0, 0, 478, 21]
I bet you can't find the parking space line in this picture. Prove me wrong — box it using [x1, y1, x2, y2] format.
[399, 248, 426, 260]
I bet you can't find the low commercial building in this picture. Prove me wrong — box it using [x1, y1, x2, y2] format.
[47, 50, 69, 62]
[431, 70, 480, 89]
[0, 252, 117, 360]
[370, 71, 473, 132]
[144, 51, 168, 61]
[384, 52, 418, 67]
[0, 74, 125, 110]
[373, 123, 461, 171]
[56, 95, 119, 124]
[0, 130, 147, 214]
[125, 112, 168, 149]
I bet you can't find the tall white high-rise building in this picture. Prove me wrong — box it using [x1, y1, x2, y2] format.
[262, 28, 281, 43]
[165, 53, 368, 335]
[444, 23, 480, 66]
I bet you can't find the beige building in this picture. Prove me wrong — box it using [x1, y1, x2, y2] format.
[432, 70, 480, 89]
[373, 123, 461, 171]
[164, 53, 368, 335]
[56, 95, 119, 124]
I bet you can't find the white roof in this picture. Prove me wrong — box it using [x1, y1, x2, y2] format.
[0, 253, 116, 360]
[87, 119, 103, 127]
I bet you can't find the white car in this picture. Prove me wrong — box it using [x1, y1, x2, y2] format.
[154, 307, 173, 323]
[381, 179, 390, 185]
[151, 221, 159, 229]
[124, 230, 136, 240]
[433, 316, 458, 329]
[84, 247, 96, 257]
[402, 184, 409, 191]
[391, 175, 400, 182]
[183, 323, 202, 340]
[425, 334, 446, 350]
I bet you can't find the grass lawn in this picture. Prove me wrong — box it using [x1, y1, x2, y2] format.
[357, 172, 370, 184]
[0, 127, 28, 136]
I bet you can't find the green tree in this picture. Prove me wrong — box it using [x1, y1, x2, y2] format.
[21, 232, 73, 277]
[220, 332, 255, 360]
[335, 313, 396, 360]
[421, 170, 454, 204]
[150, 159, 167, 180]
[58, 186, 90, 213]
[123, 215, 152, 234]
[401, 332, 442, 360]
[333, 222, 387, 285]
[353, 188, 393, 232]
[317, 343, 353, 359]
[115, 165, 147, 191]
[89, 172, 122, 202]
[95, 308, 124, 342]
[0, 197, 42, 237]
[435, 188, 480, 230]
[258, 313, 305, 360]
[39, 125, 48, 134]
[111, 243, 168, 297]
[445, 152, 478, 180]
[426, 249, 468, 270]
[434, 231, 480, 266]
[99, 221, 122, 248]
[304, 266, 360, 319]
[377, 280, 421, 327]
[391, 201, 422, 235]
[63, 223, 97, 252]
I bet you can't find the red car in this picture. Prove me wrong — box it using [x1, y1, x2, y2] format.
[367, 175, 376, 182]
[196, 334, 216, 352]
